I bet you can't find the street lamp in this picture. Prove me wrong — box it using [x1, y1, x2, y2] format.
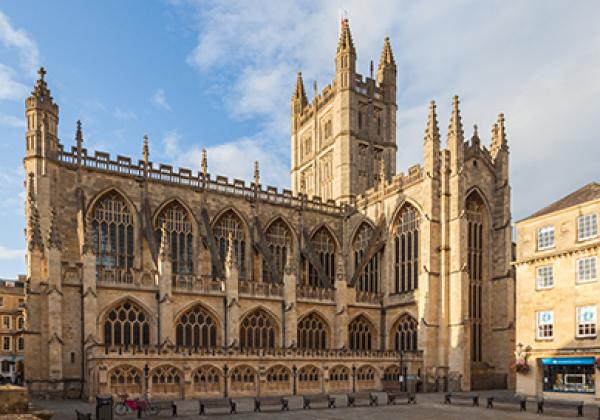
[399, 350, 404, 392]
[292, 365, 297, 395]
[143, 363, 150, 401]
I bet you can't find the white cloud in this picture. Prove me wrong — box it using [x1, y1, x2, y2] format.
[0, 63, 28, 100]
[0, 245, 24, 261]
[114, 108, 137, 121]
[177, 1, 600, 218]
[152, 88, 171, 111]
[0, 11, 39, 75]
[0, 113, 25, 128]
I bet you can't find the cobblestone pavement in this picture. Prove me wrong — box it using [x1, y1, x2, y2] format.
[34, 391, 598, 419]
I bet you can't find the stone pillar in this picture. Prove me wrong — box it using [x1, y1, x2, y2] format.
[46, 244, 63, 382]
[224, 234, 240, 346]
[334, 257, 350, 348]
[283, 255, 297, 347]
[158, 223, 173, 345]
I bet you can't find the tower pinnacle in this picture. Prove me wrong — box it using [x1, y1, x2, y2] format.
[424, 100, 440, 144]
[292, 72, 308, 107]
[337, 18, 355, 53]
[379, 37, 395, 67]
[448, 95, 464, 142]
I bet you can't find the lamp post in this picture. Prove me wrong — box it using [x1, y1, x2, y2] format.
[352, 365, 356, 393]
[399, 350, 404, 392]
[223, 364, 229, 398]
[292, 365, 297, 395]
[143, 363, 150, 401]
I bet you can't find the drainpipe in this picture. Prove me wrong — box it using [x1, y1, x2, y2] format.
[281, 301, 286, 347]
[155, 292, 160, 347]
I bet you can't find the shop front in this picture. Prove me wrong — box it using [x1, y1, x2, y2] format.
[542, 357, 596, 395]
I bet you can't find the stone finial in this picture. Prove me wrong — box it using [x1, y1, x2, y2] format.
[254, 160, 260, 187]
[142, 135, 149, 164]
[471, 124, 480, 147]
[47, 208, 62, 250]
[31, 67, 53, 102]
[337, 18, 355, 54]
[292, 72, 308, 108]
[378, 36, 396, 68]
[447, 95, 464, 143]
[335, 255, 345, 281]
[27, 173, 35, 201]
[225, 231, 237, 268]
[497, 113, 507, 146]
[82, 216, 96, 255]
[27, 199, 44, 252]
[201, 148, 208, 178]
[76, 120, 83, 147]
[159, 221, 170, 259]
[424, 100, 440, 145]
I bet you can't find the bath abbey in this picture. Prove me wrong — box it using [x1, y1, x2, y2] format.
[22, 20, 514, 400]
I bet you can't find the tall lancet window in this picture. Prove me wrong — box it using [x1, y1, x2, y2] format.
[155, 201, 193, 275]
[394, 205, 420, 293]
[213, 210, 246, 278]
[263, 219, 291, 283]
[353, 223, 381, 293]
[466, 191, 486, 363]
[92, 191, 134, 282]
[306, 227, 336, 288]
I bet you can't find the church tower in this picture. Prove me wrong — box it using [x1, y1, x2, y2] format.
[291, 19, 398, 203]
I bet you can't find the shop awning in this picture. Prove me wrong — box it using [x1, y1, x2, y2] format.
[541, 357, 595, 365]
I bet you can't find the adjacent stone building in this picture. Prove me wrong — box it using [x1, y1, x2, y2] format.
[515, 183, 600, 399]
[23, 20, 514, 399]
[0, 278, 26, 384]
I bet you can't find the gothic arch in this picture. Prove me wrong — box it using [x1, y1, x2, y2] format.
[348, 217, 376, 245]
[390, 312, 418, 352]
[308, 223, 341, 250]
[101, 299, 152, 348]
[239, 306, 280, 350]
[211, 207, 249, 278]
[210, 206, 250, 236]
[264, 364, 292, 393]
[263, 216, 295, 283]
[149, 365, 183, 396]
[174, 303, 221, 348]
[154, 198, 195, 275]
[348, 313, 378, 351]
[85, 186, 138, 219]
[297, 311, 331, 350]
[328, 364, 351, 391]
[305, 225, 338, 288]
[263, 214, 298, 245]
[98, 295, 155, 333]
[152, 197, 196, 231]
[297, 364, 322, 392]
[229, 364, 257, 393]
[352, 221, 382, 294]
[392, 201, 421, 294]
[356, 364, 378, 390]
[465, 186, 492, 219]
[108, 364, 143, 396]
[192, 365, 222, 394]
[389, 198, 424, 234]
[173, 300, 223, 327]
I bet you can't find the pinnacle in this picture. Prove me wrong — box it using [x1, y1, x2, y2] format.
[31, 66, 52, 102]
[337, 18, 355, 54]
[201, 148, 208, 177]
[254, 160, 260, 186]
[159, 221, 170, 259]
[142, 135, 149, 163]
[424, 100, 440, 144]
[292, 72, 308, 104]
[448, 95, 464, 142]
[47, 208, 62, 250]
[379, 36, 395, 67]
[76, 120, 83, 144]
[27, 188, 43, 252]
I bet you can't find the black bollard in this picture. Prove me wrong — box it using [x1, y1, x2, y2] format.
[172, 402, 177, 417]
[137, 406, 142, 418]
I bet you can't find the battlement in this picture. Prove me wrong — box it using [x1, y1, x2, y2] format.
[56, 144, 344, 216]
[354, 164, 424, 207]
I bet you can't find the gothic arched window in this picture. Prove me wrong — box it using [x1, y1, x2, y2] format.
[393, 314, 418, 352]
[230, 365, 256, 392]
[329, 365, 350, 391]
[306, 227, 336, 288]
[466, 191, 486, 362]
[298, 365, 321, 392]
[193, 365, 221, 393]
[175, 305, 218, 348]
[109, 365, 142, 395]
[239, 309, 277, 350]
[356, 365, 376, 389]
[353, 223, 381, 293]
[348, 315, 374, 351]
[103, 301, 150, 348]
[263, 219, 292, 283]
[394, 205, 420, 293]
[150, 365, 182, 394]
[265, 365, 291, 393]
[91, 192, 134, 282]
[155, 201, 193, 275]
[213, 210, 246, 278]
[297, 313, 328, 350]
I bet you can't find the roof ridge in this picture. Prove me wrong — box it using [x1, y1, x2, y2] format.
[522, 182, 600, 221]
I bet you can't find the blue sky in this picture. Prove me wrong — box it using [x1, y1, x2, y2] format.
[1, 0, 599, 278]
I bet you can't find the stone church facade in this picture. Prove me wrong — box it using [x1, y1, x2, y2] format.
[23, 20, 514, 400]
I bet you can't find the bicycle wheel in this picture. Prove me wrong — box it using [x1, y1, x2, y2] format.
[114, 403, 128, 416]
[146, 403, 160, 416]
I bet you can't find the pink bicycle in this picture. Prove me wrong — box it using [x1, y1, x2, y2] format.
[114, 393, 159, 416]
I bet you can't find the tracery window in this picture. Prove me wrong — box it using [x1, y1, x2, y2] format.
[353, 223, 381, 294]
[103, 301, 150, 348]
[175, 305, 218, 348]
[151, 366, 182, 394]
[155, 202, 193, 275]
[298, 365, 321, 391]
[306, 227, 336, 288]
[383, 365, 400, 382]
[230, 365, 256, 392]
[109, 365, 142, 395]
[263, 219, 291, 283]
[328, 365, 350, 390]
[394, 205, 419, 293]
[297, 313, 328, 350]
[356, 365, 376, 389]
[466, 192, 485, 362]
[393, 314, 418, 352]
[193, 365, 221, 393]
[239, 309, 277, 350]
[348, 315, 374, 351]
[91, 192, 134, 282]
[265, 365, 291, 392]
[213, 210, 246, 278]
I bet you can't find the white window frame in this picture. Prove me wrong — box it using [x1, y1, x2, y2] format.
[536, 265, 554, 289]
[2, 336, 10, 351]
[576, 305, 597, 338]
[536, 310, 554, 340]
[537, 226, 555, 251]
[577, 256, 597, 284]
[578, 214, 598, 241]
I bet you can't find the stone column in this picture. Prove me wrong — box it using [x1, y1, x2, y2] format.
[224, 234, 240, 346]
[46, 241, 63, 382]
[81, 219, 98, 345]
[283, 255, 297, 347]
[157, 223, 174, 345]
[334, 257, 351, 348]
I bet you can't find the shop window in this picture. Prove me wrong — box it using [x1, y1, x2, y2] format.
[542, 358, 595, 394]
